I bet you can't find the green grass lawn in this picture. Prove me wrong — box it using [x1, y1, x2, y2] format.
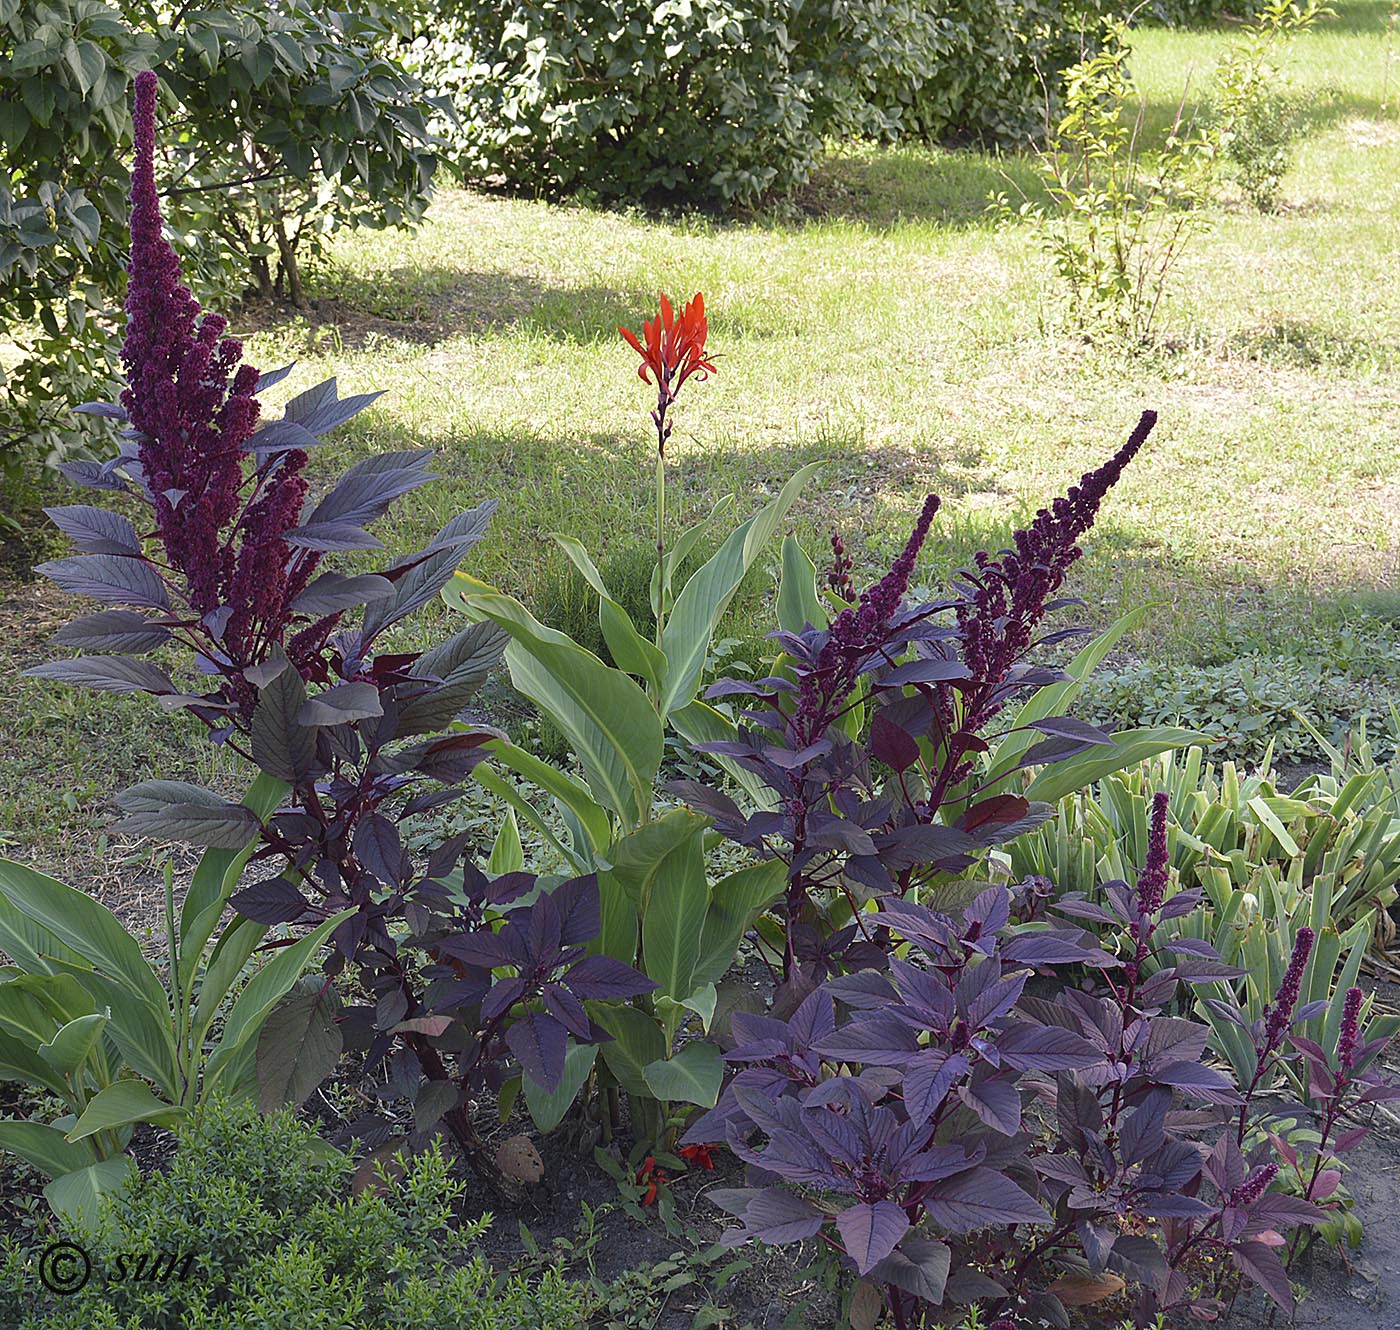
[3, 0, 1399, 874]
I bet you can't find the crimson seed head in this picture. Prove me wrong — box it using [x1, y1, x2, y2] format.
[792, 494, 940, 744]
[1263, 927, 1315, 1049]
[1230, 1162, 1279, 1207]
[1136, 790, 1171, 917]
[956, 411, 1155, 729]
[1337, 985, 1364, 1068]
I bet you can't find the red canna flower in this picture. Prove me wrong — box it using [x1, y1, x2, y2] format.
[635, 1155, 668, 1204]
[619, 292, 716, 401]
[678, 1142, 716, 1171]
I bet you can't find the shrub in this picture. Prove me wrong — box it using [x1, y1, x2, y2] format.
[446, 0, 1101, 208]
[1077, 654, 1399, 766]
[1211, 0, 1331, 211]
[0, 1095, 589, 1330]
[0, 0, 442, 525]
[1003, 17, 1218, 342]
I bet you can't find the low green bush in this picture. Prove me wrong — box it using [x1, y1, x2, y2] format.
[0, 1096, 588, 1330]
[1078, 654, 1399, 766]
[446, 0, 1100, 208]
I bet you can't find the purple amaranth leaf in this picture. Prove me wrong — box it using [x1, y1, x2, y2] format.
[995, 1023, 1104, 1072]
[25, 655, 176, 696]
[35, 553, 171, 610]
[836, 1200, 909, 1275]
[869, 1237, 952, 1305]
[733, 1189, 827, 1244]
[563, 954, 657, 1000]
[51, 609, 172, 654]
[230, 877, 311, 924]
[902, 1050, 970, 1121]
[549, 873, 603, 946]
[870, 823, 980, 871]
[903, 1140, 984, 1183]
[869, 711, 921, 772]
[959, 1068, 1022, 1134]
[505, 1012, 567, 1092]
[541, 984, 591, 1039]
[921, 1167, 1050, 1232]
[824, 970, 898, 1010]
[813, 1015, 920, 1066]
[296, 681, 384, 727]
[480, 976, 527, 1020]
[43, 505, 142, 556]
[1231, 1239, 1293, 1312]
[289, 571, 394, 616]
[364, 501, 499, 640]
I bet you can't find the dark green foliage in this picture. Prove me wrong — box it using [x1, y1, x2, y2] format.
[0, 0, 442, 537]
[0, 1096, 589, 1330]
[447, 0, 1101, 208]
[1142, 0, 1240, 24]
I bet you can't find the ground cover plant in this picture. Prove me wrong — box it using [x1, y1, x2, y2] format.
[1, 4, 1400, 1329]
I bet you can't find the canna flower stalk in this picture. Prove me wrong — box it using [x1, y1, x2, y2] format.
[619, 292, 715, 643]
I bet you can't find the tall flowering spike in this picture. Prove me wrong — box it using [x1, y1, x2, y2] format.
[1136, 790, 1171, 916]
[827, 528, 856, 603]
[124, 70, 269, 617]
[122, 71, 313, 656]
[956, 411, 1156, 728]
[793, 494, 941, 742]
[1263, 927, 1315, 1049]
[619, 292, 716, 400]
[1337, 985, 1364, 1068]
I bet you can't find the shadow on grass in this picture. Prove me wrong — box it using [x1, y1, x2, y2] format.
[269, 269, 681, 351]
[773, 145, 1047, 231]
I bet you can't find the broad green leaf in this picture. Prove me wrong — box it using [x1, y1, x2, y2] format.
[180, 772, 288, 992]
[38, 1012, 109, 1079]
[641, 820, 710, 1001]
[44, 1156, 135, 1230]
[657, 461, 821, 717]
[680, 983, 718, 1031]
[0, 1119, 99, 1178]
[0, 973, 96, 1047]
[204, 909, 354, 1085]
[596, 810, 707, 966]
[524, 1042, 596, 1133]
[41, 961, 179, 1100]
[488, 808, 525, 875]
[0, 859, 171, 1025]
[651, 496, 736, 619]
[66, 1079, 186, 1143]
[1024, 727, 1210, 804]
[777, 534, 825, 634]
[691, 860, 786, 992]
[553, 533, 666, 688]
[473, 765, 592, 875]
[476, 738, 611, 855]
[0, 1027, 68, 1098]
[670, 701, 777, 812]
[984, 606, 1153, 788]
[192, 914, 267, 1044]
[643, 1039, 723, 1108]
[590, 1002, 666, 1098]
[0, 889, 87, 974]
[457, 593, 662, 825]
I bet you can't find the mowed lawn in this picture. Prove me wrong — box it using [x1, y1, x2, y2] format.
[3, 0, 1399, 876]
